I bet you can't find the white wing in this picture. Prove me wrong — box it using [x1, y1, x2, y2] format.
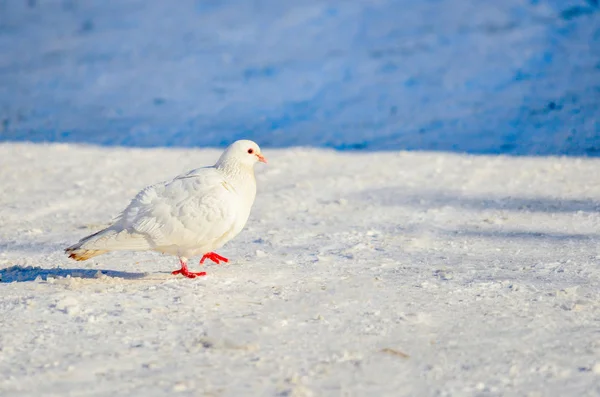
[117, 167, 238, 250]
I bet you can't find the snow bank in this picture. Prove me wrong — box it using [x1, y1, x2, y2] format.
[0, 0, 599, 154]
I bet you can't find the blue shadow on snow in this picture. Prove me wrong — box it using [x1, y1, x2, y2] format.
[0, 0, 599, 155]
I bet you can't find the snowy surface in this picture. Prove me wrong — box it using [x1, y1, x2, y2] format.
[0, 0, 599, 154]
[1, 143, 600, 396]
[2, 0, 600, 395]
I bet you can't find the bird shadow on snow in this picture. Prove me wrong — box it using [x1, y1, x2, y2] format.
[0, 266, 147, 283]
[0, 240, 165, 282]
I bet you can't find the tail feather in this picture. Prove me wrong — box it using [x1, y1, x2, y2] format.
[65, 227, 152, 261]
[66, 248, 108, 261]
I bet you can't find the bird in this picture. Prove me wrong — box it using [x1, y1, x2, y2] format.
[65, 139, 267, 278]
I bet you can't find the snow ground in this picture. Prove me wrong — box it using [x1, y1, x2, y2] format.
[0, 0, 599, 154]
[1, 0, 600, 395]
[1, 143, 600, 396]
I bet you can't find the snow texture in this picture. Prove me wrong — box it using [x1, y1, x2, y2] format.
[0, 0, 599, 154]
[1, 143, 600, 396]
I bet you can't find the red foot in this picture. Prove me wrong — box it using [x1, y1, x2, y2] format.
[200, 252, 229, 265]
[171, 260, 206, 278]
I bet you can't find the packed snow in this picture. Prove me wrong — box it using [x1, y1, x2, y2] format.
[1, 143, 600, 396]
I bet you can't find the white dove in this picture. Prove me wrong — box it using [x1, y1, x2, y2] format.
[65, 140, 267, 278]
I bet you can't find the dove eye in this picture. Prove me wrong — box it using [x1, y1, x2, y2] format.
[247, 148, 254, 154]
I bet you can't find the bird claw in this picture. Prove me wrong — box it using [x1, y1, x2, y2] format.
[172, 259, 206, 278]
[171, 268, 207, 278]
[171, 253, 227, 278]
[200, 252, 229, 265]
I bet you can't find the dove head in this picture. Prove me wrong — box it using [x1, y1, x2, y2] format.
[216, 140, 267, 172]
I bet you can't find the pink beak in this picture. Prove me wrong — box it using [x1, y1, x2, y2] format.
[257, 153, 268, 163]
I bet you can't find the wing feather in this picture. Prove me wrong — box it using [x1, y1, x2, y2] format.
[117, 168, 237, 249]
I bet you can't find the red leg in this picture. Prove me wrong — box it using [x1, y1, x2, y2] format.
[199, 252, 229, 265]
[171, 258, 206, 278]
